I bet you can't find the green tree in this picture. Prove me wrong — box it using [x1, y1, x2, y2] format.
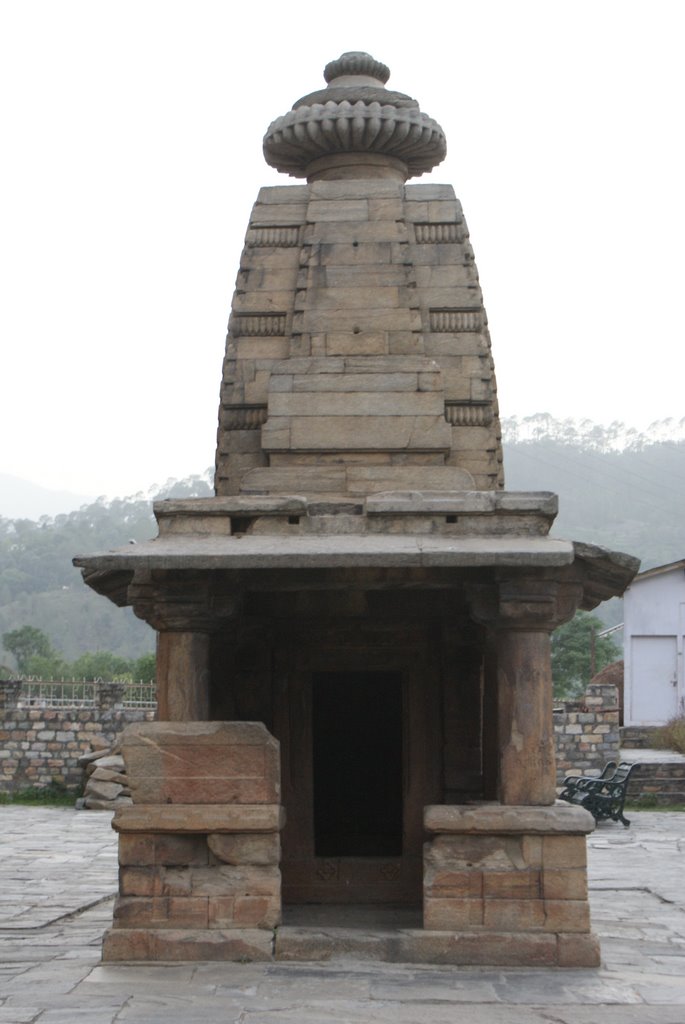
[22, 652, 69, 680]
[551, 611, 620, 699]
[69, 650, 133, 681]
[133, 652, 156, 683]
[2, 625, 55, 673]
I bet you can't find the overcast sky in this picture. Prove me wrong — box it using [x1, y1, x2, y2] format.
[1, 0, 683, 501]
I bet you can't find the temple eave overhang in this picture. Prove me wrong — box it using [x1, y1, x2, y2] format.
[74, 522, 638, 614]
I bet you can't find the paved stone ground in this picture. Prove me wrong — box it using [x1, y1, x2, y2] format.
[1, 806, 684, 1023]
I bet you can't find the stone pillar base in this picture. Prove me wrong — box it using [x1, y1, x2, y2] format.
[103, 927, 274, 962]
[273, 925, 600, 967]
[103, 722, 284, 963]
[423, 802, 599, 968]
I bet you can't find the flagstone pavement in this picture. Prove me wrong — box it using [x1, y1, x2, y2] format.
[1, 806, 684, 1023]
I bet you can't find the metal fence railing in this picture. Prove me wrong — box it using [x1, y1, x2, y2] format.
[15, 680, 157, 710]
[121, 681, 157, 709]
[17, 681, 97, 708]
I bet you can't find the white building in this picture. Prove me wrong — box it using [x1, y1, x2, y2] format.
[623, 559, 685, 726]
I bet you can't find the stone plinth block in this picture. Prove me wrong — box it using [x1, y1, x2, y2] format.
[422, 802, 599, 967]
[102, 927, 274, 962]
[113, 804, 285, 834]
[424, 802, 595, 835]
[120, 721, 280, 804]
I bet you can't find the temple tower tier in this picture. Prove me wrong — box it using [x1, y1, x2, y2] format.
[74, 52, 639, 968]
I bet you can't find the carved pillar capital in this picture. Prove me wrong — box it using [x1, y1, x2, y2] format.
[468, 578, 584, 634]
[128, 570, 240, 632]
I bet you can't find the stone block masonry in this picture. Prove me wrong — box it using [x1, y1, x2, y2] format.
[0, 680, 154, 793]
[103, 721, 284, 962]
[422, 803, 600, 967]
[554, 682, 621, 784]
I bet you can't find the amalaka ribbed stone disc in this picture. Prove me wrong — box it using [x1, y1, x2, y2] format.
[263, 51, 446, 182]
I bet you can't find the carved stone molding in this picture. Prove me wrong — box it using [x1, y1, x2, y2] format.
[414, 223, 466, 244]
[315, 860, 338, 881]
[444, 401, 492, 426]
[263, 52, 446, 180]
[128, 572, 240, 632]
[246, 226, 302, 248]
[222, 404, 268, 430]
[324, 52, 390, 84]
[231, 314, 287, 337]
[430, 308, 483, 333]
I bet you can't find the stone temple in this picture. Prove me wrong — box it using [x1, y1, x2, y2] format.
[75, 52, 639, 967]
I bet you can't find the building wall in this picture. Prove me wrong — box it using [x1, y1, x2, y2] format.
[0, 681, 154, 792]
[624, 567, 685, 726]
[553, 683, 621, 783]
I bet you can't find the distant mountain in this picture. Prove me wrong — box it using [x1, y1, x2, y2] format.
[0, 472, 213, 662]
[502, 415, 685, 626]
[0, 473, 94, 520]
[1, 423, 683, 659]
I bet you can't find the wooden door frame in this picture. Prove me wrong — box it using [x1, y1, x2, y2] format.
[274, 634, 442, 905]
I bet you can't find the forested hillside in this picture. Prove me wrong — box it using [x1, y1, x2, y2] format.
[503, 416, 685, 570]
[0, 474, 212, 663]
[1, 417, 683, 662]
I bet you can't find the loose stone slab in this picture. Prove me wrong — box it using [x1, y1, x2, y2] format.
[121, 722, 280, 805]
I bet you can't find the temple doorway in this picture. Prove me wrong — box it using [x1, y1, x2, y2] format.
[312, 671, 403, 858]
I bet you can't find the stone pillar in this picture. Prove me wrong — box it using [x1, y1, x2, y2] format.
[156, 631, 210, 721]
[496, 629, 556, 805]
[419, 576, 598, 969]
[127, 571, 239, 724]
[470, 579, 583, 806]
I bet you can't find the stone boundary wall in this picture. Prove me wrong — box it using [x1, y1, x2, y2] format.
[554, 683, 620, 784]
[620, 725, 660, 749]
[625, 762, 685, 805]
[3, 677, 680, 802]
[0, 681, 155, 793]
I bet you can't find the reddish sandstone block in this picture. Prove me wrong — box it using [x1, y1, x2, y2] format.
[207, 896, 235, 927]
[542, 868, 588, 901]
[186, 865, 281, 898]
[102, 927, 152, 960]
[521, 835, 543, 867]
[119, 866, 164, 897]
[165, 896, 209, 929]
[233, 896, 281, 928]
[542, 836, 587, 869]
[121, 722, 280, 805]
[482, 898, 545, 931]
[423, 898, 484, 930]
[207, 833, 280, 866]
[118, 833, 208, 867]
[102, 927, 273, 962]
[208, 895, 281, 929]
[483, 870, 541, 899]
[424, 869, 483, 899]
[542, 900, 590, 933]
[112, 896, 154, 927]
[159, 869, 192, 897]
[557, 931, 601, 967]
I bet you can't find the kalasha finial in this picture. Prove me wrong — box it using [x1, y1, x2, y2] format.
[263, 51, 446, 182]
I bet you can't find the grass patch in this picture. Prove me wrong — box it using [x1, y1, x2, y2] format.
[0, 781, 79, 806]
[652, 714, 685, 755]
[625, 798, 685, 812]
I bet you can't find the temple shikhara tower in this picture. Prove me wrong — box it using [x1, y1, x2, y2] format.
[75, 53, 638, 967]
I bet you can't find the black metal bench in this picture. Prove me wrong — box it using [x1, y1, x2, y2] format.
[559, 761, 638, 827]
